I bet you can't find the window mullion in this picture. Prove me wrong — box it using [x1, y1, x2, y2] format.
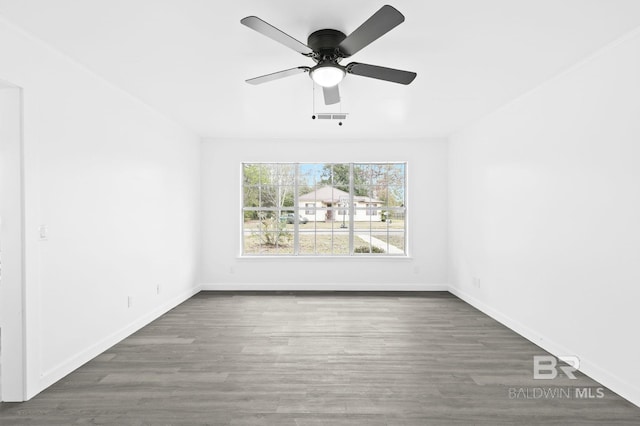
[294, 163, 299, 255]
[349, 163, 354, 255]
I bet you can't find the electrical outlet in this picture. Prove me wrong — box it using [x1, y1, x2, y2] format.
[473, 277, 481, 288]
[128, 296, 133, 308]
[156, 284, 161, 295]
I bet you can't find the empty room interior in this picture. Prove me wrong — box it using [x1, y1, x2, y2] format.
[1, 0, 640, 424]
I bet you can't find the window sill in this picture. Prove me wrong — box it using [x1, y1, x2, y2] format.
[237, 255, 413, 261]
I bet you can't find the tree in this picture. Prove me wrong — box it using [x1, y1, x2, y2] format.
[319, 164, 368, 196]
[244, 164, 295, 247]
[262, 164, 295, 213]
[359, 164, 405, 206]
[243, 163, 297, 220]
[242, 164, 263, 220]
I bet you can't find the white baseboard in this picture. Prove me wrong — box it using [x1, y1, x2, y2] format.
[30, 285, 201, 399]
[200, 283, 449, 291]
[448, 286, 640, 409]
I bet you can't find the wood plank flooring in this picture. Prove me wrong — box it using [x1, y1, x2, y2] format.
[1, 291, 639, 425]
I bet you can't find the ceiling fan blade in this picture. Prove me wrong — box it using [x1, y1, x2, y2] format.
[347, 62, 416, 85]
[338, 5, 405, 57]
[246, 67, 309, 85]
[323, 85, 340, 105]
[241, 16, 313, 55]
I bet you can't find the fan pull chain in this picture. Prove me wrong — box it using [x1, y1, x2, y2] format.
[311, 82, 316, 119]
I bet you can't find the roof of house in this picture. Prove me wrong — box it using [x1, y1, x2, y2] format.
[298, 185, 381, 204]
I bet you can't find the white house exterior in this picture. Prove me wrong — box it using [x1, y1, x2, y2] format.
[298, 185, 383, 222]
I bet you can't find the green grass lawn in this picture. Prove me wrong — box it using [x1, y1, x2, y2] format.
[243, 234, 350, 255]
[373, 235, 405, 251]
[243, 219, 405, 255]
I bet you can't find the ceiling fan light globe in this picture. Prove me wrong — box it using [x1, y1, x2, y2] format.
[310, 65, 345, 88]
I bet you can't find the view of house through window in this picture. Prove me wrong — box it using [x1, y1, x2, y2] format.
[242, 163, 406, 256]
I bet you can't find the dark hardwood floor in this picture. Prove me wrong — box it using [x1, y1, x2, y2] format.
[1, 291, 639, 425]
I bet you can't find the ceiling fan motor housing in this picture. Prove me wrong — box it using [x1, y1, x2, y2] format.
[307, 29, 347, 62]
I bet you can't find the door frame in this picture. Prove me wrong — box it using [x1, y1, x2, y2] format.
[0, 80, 26, 401]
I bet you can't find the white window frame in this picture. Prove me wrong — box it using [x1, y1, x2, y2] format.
[242, 162, 407, 256]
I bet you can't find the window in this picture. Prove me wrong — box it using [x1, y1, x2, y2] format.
[305, 203, 314, 215]
[242, 163, 406, 256]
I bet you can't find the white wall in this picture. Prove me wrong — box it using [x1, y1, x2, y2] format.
[449, 29, 640, 407]
[0, 18, 201, 399]
[201, 138, 448, 290]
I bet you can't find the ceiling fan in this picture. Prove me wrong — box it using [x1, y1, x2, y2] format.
[241, 5, 417, 105]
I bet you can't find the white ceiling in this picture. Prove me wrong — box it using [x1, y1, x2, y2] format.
[1, 0, 640, 139]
